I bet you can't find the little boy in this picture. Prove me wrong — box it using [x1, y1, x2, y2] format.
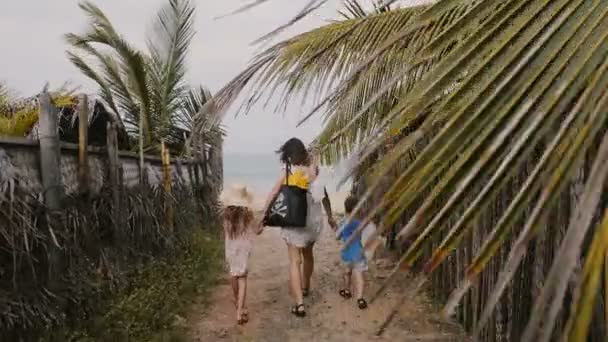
[336, 195, 368, 309]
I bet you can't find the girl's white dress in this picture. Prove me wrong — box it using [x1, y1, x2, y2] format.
[225, 231, 253, 277]
[280, 165, 324, 248]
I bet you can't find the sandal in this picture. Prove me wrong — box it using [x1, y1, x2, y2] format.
[357, 298, 368, 310]
[237, 309, 246, 325]
[339, 289, 352, 299]
[302, 288, 310, 297]
[241, 308, 249, 323]
[291, 304, 306, 317]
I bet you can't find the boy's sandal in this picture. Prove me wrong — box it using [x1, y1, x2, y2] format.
[291, 304, 306, 317]
[339, 289, 352, 299]
[357, 298, 368, 310]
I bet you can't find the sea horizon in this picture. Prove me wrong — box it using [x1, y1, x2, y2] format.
[223, 151, 351, 213]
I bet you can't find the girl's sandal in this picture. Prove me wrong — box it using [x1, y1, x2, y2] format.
[357, 298, 368, 310]
[339, 289, 352, 299]
[236, 310, 246, 325]
[291, 304, 306, 317]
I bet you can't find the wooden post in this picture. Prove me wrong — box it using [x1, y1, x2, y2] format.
[38, 90, 65, 309]
[161, 140, 174, 231]
[106, 122, 120, 216]
[77, 94, 89, 195]
[184, 132, 195, 188]
[38, 91, 63, 209]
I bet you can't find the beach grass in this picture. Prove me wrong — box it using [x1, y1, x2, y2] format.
[44, 228, 222, 342]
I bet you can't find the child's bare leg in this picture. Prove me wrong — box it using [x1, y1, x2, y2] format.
[353, 269, 365, 300]
[343, 268, 352, 293]
[236, 276, 247, 322]
[231, 276, 239, 307]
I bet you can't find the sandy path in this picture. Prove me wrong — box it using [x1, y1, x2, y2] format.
[187, 223, 469, 341]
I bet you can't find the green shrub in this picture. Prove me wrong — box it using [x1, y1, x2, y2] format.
[46, 229, 222, 342]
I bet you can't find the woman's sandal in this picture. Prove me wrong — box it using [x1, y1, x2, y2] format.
[339, 289, 352, 299]
[241, 308, 249, 323]
[291, 304, 306, 317]
[357, 298, 368, 310]
[302, 288, 310, 297]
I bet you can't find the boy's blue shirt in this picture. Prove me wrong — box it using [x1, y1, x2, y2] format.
[338, 218, 365, 263]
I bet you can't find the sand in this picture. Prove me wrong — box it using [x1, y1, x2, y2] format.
[187, 219, 469, 341]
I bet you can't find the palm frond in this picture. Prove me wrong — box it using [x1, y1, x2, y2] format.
[219, 0, 608, 340]
[178, 86, 212, 131]
[213, 4, 449, 163]
[333, 0, 608, 340]
[338, 0, 392, 20]
[339, 0, 368, 20]
[148, 0, 196, 142]
[70, 1, 152, 144]
[67, 0, 217, 153]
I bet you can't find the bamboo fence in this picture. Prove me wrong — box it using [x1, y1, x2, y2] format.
[0, 92, 223, 340]
[357, 134, 608, 341]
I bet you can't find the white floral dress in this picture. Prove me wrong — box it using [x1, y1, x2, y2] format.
[225, 231, 253, 277]
[280, 165, 324, 248]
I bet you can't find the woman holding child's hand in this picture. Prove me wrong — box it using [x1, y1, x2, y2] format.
[260, 138, 325, 318]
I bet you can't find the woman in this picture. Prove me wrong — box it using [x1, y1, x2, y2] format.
[260, 138, 332, 317]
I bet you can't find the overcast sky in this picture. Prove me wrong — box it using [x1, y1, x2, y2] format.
[0, 0, 430, 155]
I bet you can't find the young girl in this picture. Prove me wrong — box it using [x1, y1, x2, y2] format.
[221, 184, 262, 324]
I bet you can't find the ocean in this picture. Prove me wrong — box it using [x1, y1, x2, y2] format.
[223, 152, 351, 212]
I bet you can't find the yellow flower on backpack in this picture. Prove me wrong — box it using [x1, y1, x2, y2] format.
[286, 167, 310, 190]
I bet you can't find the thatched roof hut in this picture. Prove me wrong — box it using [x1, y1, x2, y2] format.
[24, 96, 131, 149]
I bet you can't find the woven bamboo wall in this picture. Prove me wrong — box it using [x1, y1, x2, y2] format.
[0, 95, 224, 339]
[0, 136, 212, 197]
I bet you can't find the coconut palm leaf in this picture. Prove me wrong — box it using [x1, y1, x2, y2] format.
[67, 1, 153, 144]
[67, 0, 216, 155]
[0, 83, 8, 106]
[520, 117, 608, 342]
[65, 51, 122, 120]
[219, 0, 608, 339]
[332, 0, 608, 339]
[213, 2, 479, 163]
[338, 0, 394, 20]
[563, 210, 608, 341]
[148, 0, 196, 142]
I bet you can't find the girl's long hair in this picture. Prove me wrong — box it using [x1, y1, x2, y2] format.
[223, 205, 254, 239]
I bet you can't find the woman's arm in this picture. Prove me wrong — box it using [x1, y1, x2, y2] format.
[261, 172, 286, 216]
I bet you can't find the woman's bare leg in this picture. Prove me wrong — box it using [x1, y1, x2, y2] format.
[301, 244, 314, 291]
[287, 244, 304, 305]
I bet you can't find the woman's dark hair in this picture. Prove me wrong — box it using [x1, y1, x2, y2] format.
[277, 137, 310, 166]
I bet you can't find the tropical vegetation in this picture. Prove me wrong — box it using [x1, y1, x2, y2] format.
[66, 0, 220, 154]
[0, 83, 76, 137]
[213, 0, 608, 340]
